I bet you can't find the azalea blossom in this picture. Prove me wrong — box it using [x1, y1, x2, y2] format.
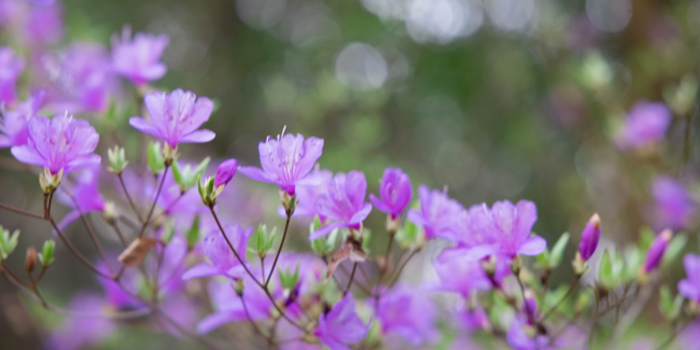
[182, 224, 253, 280]
[315, 293, 368, 350]
[309, 171, 372, 240]
[129, 89, 215, 147]
[0, 46, 24, 104]
[0, 90, 44, 148]
[112, 27, 169, 85]
[239, 133, 324, 196]
[369, 168, 412, 219]
[678, 253, 700, 302]
[616, 101, 671, 150]
[407, 185, 463, 240]
[11, 114, 101, 174]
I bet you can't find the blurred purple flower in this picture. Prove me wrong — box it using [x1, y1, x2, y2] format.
[643, 229, 672, 273]
[0, 90, 44, 147]
[309, 171, 372, 240]
[112, 27, 168, 85]
[432, 253, 491, 297]
[11, 114, 101, 174]
[54, 165, 105, 231]
[678, 253, 700, 302]
[369, 168, 412, 219]
[652, 176, 694, 230]
[0, 46, 24, 104]
[24, 1, 62, 45]
[454, 307, 491, 333]
[506, 316, 551, 350]
[182, 224, 253, 280]
[373, 285, 438, 345]
[214, 158, 237, 188]
[197, 277, 277, 334]
[129, 89, 215, 147]
[465, 200, 546, 260]
[578, 213, 600, 261]
[407, 185, 463, 240]
[239, 133, 324, 196]
[616, 101, 671, 150]
[46, 293, 115, 350]
[315, 293, 368, 350]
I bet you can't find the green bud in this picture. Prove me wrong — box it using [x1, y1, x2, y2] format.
[279, 265, 300, 290]
[38, 239, 55, 267]
[107, 145, 128, 174]
[0, 226, 20, 260]
[172, 158, 211, 193]
[147, 141, 165, 173]
[198, 175, 219, 207]
[39, 168, 63, 194]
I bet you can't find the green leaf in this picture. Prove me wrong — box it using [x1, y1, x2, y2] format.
[147, 141, 165, 173]
[550, 232, 570, 268]
[171, 160, 184, 189]
[663, 233, 687, 267]
[599, 249, 617, 289]
[185, 216, 201, 247]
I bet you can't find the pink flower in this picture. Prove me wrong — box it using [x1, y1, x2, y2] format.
[315, 293, 368, 350]
[369, 168, 412, 219]
[0, 46, 24, 104]
[0, 90, 44, 148]
[11, 114, 100, 174]
[129, 89, 215, 147]
[309, 171, 372, 240]
[112, 27, 168, 85]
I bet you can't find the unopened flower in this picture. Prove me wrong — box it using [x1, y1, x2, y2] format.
[111, 27, 169, 85]
[465, 200, 546, 260]
[129, 89, 215, 148]
[578, 213, 600, 261]
[679, 253, 700, 302]
[373, 285, 438, 345]
[616, 101, 671, 150]
[239, 133, 324, 196]
[643, 229, 673, 273]
[370, 168, 412, 220]
[0, 47, 24, 104]
[0, 91, 44, 148]
[315, 293, 368, 350]
[214, 159, 237, 188]
[11, 114, 101, 174]
[309, 171, 372, 240]
[407, 186, 463, 240]
[182, 224, 252, 280]
[652, 176, 695, 230]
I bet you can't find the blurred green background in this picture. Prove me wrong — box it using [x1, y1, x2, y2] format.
[2, 0, 700, 348]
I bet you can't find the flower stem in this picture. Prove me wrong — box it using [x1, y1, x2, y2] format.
[540, 275, 581, 322]
[264, 211, 292, 287]
[344, 262, 358, 295]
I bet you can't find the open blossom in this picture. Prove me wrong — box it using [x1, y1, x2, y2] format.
[432, 253, 491, 297]
[182, 224, 252, 280]
[11, 114, 100, 174]
[643, 229, 672, 273]
[129, 89, 215, 147]
[578, 213, 601, 261]
[465, 200, 546, 260]
[370, 168, 412, 219]
[111, 28, 169, 84]
[45, 293, 115, 350]
[197, 277, 277, 334]
[285, 169, 333, 218]
[239, 133, 324, 196]
[678, 253, 700, 302]
[55, 166, 105, 231]
[652, 176, 695, 230]
[616, 101, 671, 150]
[315, 293, 368, 350]
[309, 171, 372, 240]
[0, 90, 44, 148]
[0, 46, 24, 103]
[373, 285, 438, 346]
[407, 185, 463, 240]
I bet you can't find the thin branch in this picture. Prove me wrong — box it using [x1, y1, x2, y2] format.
[265, 212, 292, 287]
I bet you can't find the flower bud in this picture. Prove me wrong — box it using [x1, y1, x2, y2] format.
[578, 213, 600, 261]
[38, 240, 55, 267]
[214, 159, 237, 188]
[39, 168, 63, 194]
[107, 145, 128, 174]
[642, 229, 673, 273]
[102, 201, 119, 224]
[0, 227, 20, 259]
[524, 289, 538, 319]
[25, 247, 37, 273]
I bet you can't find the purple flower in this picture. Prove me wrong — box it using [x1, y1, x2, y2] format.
[197, 277, 276, 334]
[309, 171, 373, 240]
[239, 133, 324, 196]
[616, 101, 671, 150]
[432, 252, 491, 297]
[652, 176, 695, 230]
[370, 168, 412, 219]
[643, 229, 673, 273]
[11, 114, 101, 174]
[578, 213, 600, 261]
[0, 47, 24, 104]
[182, 224, 252, 280]
[129, 89, 215, 147]
[679, 254, 700, 302]
[373, 285, 438, 345]
[112, 27, 169, 85]
[407, 186, 463, 240]
[506, 316, 551, 350]
[315, 293, 368, 350]
[24, 1, 63, 46]
[55, 166, 105, 231]
[284, 169, 333, 218]
[465, 200, 546, 260]
[0, 91, 44, 148]
[46, 293, 115, 350]
[214, 158, 237, 188]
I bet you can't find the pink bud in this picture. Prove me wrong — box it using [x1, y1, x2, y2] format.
[643, 229, 673, 273]
[214, 159, 237, 188]
[578, 213, 600, 261]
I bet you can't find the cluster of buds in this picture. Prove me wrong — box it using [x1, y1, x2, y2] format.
[39, 168, 63, 194]
[199, 159, 237, 207]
